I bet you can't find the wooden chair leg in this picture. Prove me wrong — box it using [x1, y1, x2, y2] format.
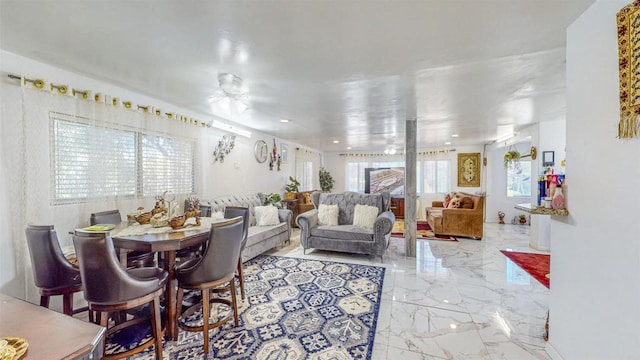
[40, 295, 50, 308]
[202, 289, 210, 354]
[237, 259, 245, 300]
[230, 280, 239, 327]
[150, 297, 163, 360]
[62, 293, 74, 316]
[176, 288, 184, 318]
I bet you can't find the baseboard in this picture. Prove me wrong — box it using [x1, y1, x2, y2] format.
[545, 342, 565, 360]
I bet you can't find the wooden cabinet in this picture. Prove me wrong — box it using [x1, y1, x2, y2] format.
[389, 197, 404, 219]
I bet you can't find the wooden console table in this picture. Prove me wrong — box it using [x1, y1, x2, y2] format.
[389, 197, 405, 219]
[0, 293, 105, 359]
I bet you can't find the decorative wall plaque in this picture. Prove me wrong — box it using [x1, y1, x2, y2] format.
[457, 153, 481, 187]
[617, 1, 640, 138]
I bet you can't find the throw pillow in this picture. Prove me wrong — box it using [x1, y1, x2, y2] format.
[318, 204, 339, 226]
[304, 193, 312, 204]
[444, 193, 452, 208]
[449, 198, 461, 208]
[211, 211, 224, 220]
[254, 205, 280, 226]
[353, 204, 379, 230]
[460, 196, 474, 209]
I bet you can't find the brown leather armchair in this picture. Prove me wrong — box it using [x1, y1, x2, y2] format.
[426, 193, 485, 239]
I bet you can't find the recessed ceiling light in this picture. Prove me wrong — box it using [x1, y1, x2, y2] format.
[347, 146, 352, 150]
[445, 141, 451, 145]
[333, 140, 340, 144]
[280, 119, 290, 123]
[451, 134, 459, 137]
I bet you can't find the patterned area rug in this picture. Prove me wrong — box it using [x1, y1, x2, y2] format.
[131, 255, 385, 359]
[500, 250, 550, 288]
[391, 220, 457, 241]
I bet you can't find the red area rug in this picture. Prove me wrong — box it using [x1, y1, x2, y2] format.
[391, 220, 457, 241]
[500, 250, 550, 288]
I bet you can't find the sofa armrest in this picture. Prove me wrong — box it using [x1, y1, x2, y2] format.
[278, 208, 293, 240]
[296, 209, 318, 249]
[373, 210, 395, 253]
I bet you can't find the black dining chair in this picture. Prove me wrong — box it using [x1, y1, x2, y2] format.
[90, 210, 155, 268]
[73, 230, 168, 360]
[25, 224, 90, 317]
[175, 216, 244, 354]
[223, 206, 249, 300]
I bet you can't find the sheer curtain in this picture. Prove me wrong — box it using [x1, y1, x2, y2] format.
[3, 83, 205, 301]
[295, 148, 321, 191]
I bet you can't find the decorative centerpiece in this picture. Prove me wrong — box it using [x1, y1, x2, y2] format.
[169, 201, 202, 229]
[135, 207, 153, 225]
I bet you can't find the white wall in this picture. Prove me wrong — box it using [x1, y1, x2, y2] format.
[549, 1, 640, 359]
[0, 50, 313, 301]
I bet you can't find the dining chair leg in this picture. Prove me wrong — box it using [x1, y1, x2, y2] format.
[176, 288, 184, 319]
[230, 279, 239, 327]
[202, 289, 210, 354]
[237, 259, 245, 300]
[150, 296, 163, 360]
[40, 295, 50, 308]
[62, 293, 74, 316]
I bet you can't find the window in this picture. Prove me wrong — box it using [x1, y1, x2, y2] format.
[507, 161, 531, 197]
[421, 160, 451, 194]
[141, 134, 195, 196]
[344, 159, 451, 195]
[51, 113, 195, 204]
[299, 161, 314, 191]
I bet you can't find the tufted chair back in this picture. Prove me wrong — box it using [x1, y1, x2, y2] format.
[312, 191, 390, 225]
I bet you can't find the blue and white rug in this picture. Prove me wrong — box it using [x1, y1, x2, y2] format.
[132, 254, 385, 359]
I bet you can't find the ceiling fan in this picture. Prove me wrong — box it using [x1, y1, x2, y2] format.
[209, 73, 249, 114]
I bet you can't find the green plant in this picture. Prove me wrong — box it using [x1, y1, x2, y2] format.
[503, 150, 521, 169]
[264, 193, 283, 208]
[319, 167, 335, 192]
[285, 176, 300, 193]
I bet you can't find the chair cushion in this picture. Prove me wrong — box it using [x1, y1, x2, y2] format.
[353, 204, 379, 230]
[255, 205, 280, 226]
[318, 204, 339, 226]
[310, 225, 374, 241]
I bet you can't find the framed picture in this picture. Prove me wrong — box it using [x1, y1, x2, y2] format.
[457, 153, 481, 187]
[281, 143, 288, 163]
[542, 151, 554, 167]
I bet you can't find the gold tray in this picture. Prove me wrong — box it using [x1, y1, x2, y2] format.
[0, 337, 28, 360]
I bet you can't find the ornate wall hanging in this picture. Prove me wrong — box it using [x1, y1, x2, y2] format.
[617, 1, 640, 139]
[212, 135, 235, 163]
[457, 153, 481, 187]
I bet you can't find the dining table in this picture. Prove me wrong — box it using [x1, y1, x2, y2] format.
[109, 217, 219, 341]
[0, 292, 106, 359]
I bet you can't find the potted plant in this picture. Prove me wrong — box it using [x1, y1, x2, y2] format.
[504, 149, 521, 169]
[264, 193, 283, 208]
[518, 214, 527, 225]
[319, 167, 335, 192]
[284, 176, 300, 200]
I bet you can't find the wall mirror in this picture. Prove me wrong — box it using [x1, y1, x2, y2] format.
[542, 151, 555, 167]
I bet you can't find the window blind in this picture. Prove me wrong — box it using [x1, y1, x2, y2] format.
[52, 117, 137, 204]
[141, 134, 195, 196]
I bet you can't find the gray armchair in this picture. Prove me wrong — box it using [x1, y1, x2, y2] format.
[296, 191, 395, 261]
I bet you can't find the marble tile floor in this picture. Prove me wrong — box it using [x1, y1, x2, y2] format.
[267, 223, 550, 360]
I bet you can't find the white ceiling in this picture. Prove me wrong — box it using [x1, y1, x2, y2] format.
[0, 0, 594, 151]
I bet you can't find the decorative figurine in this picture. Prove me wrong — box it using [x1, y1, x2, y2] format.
[498, 211, 505, 224]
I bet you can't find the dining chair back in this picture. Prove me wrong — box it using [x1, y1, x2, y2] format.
[90, 209, 155, 268]
[223, 206, 249, 299]
[25, 224, 88, 316]
[175, 216, 244, 354]
[73, 230, 167, 359]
